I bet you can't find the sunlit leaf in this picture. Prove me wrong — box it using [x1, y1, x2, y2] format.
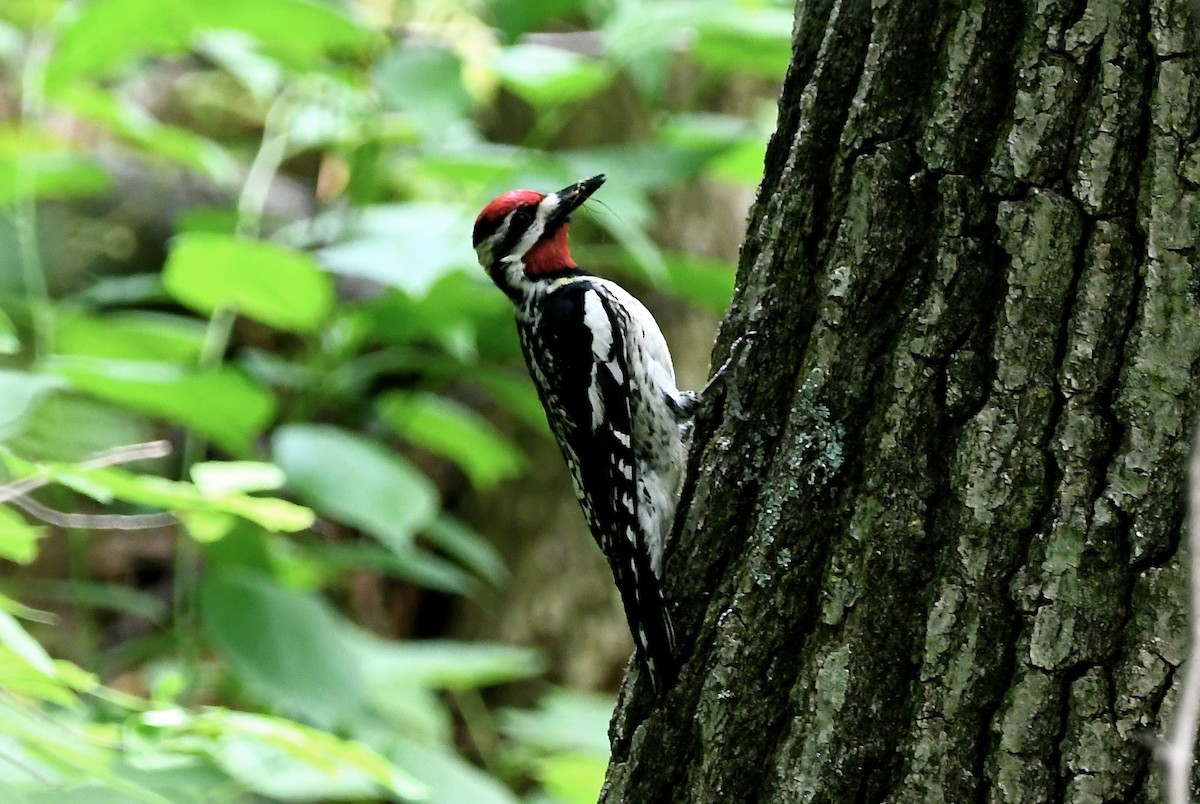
[163, 233, 334, 333]
[539, 753, 608, 804]
[708, 136, 769, 184]
[197, 708, 426, 800]
[377, 392, 525, 488]
[46, 0, 373, 88]
[54, 312, 206, 363]
[491, 44, 613, 108]
[191, 461, 285, 496]
[51, 358, 274, 456]
[349, 633, 543, 691]
[180, 508, 237, 543]
[272, 425, 438, 554]
[0, 506, 43, 565]
[0, 609, 56, 676]
[693, 9, 794, 79]
[15, 458, 312, 535]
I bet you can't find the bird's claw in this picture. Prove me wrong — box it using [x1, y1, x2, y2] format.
[714, 330, 757, 421]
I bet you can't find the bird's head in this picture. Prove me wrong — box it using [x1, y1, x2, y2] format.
[473, 175, 605, 285]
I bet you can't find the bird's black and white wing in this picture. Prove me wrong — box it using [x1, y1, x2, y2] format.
[517, 277, 678, 689]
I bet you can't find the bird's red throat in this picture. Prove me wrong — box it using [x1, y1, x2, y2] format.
[524, 225, 576, 276]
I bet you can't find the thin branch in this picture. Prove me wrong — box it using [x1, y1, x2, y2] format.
[0, 440, 173, 504]
[75, 439, 172, 470]
[1162, 418, 1200, 804]
[0, 475, 47, 505]
[7, 496, 176, 531]
[0, 440, 177, 528]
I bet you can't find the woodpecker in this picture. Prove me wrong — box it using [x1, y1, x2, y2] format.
[473, 174, 736, 691]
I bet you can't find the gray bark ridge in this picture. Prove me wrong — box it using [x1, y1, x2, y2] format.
[603, 1, 1200, 802]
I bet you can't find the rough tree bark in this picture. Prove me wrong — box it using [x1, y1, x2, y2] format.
[603, 1, 1200, 802]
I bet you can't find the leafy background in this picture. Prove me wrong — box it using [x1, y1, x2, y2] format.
[0, 0, 788, 801]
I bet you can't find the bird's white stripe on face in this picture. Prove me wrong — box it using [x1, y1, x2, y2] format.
[475, 212, 513, 267]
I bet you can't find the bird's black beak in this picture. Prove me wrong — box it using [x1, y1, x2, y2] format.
[547, 174, 605, 228]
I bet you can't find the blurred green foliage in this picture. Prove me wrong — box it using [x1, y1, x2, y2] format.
[0, 0, 788, 800]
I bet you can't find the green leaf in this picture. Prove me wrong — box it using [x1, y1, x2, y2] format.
[298, 541, 476, 595]
[498, 689, 614, 756]
[0, 506, 43, 564]
[0, 129, 111, 202]
[491, 44, 614, 108]
[18, 459, 311, 535]
[375, 45, 477, 144]
[539, 753, 608, 804]
[600, 1, 704, 98]
[191, 461, 285, 496]
[661, 252, 736, 313]
[54, 311, 206, 363]
[423, 515, 507, 586]
[7, 394, 156, 464]
[708, 136, 769, 185]
[53, 86, 238, 183]
[693, 9, 794, 79]
[0, 307, 18, 354]
[471, 368, 552, 436]
[377, 392, 525, 488]
[126, 467, 309, 533]
[0, 609, 56, 676]
[8, 579, 167, 623]
[354, 273, 510, 357]
[51, 358, 275, 456]
[272, 425, 438, 554]
[196, 708, 426, 801]
[0, 369, 65, 441]
[390, 737, 518, 804]
[163, 233, 334, 333]
[200, 570, 365, 727]
[488, 0, 588, 42]
[316, 203, 474, 297]
[349, 633, 544, 691]
[46, 0, 373, 88]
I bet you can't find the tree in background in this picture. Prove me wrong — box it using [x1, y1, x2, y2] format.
[605, 0, 1200, 801]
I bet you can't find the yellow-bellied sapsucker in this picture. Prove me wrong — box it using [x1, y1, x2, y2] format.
[474, 175, 738, 692]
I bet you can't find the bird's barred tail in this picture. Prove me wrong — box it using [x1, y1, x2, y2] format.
[613, 555, 678, 693]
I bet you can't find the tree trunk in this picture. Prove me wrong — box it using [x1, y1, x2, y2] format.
[603, 1, 1200, 802]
